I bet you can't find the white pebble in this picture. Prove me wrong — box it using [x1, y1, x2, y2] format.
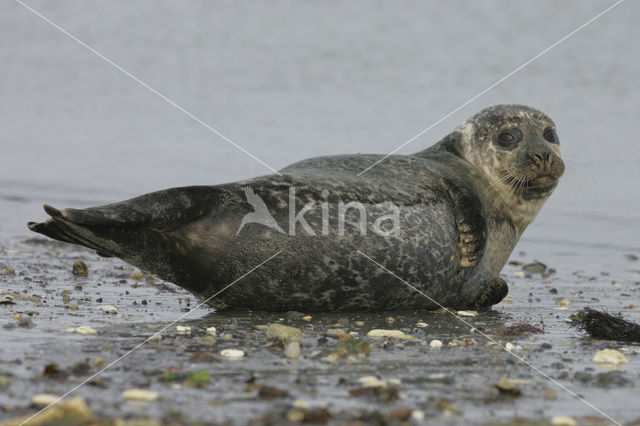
[551, 416, 577, 426]
[456, 310, 478, 317]
[176, 325, 191, 335]
[430, 339, 443, 348]
[99, 305, 118, 314]
[366, 329, 414, 339]
[122, 389, 159, 401]
[285, 341, 301, 359]
[505, 342, 515, 351]
[416, 321, 428, 328]
[206, 326, 217, 336]
[32, 394, 59, 407]
[411, 410, 425, 421]
[593, 349, 628, 365]
[220, 349, 245, 359]
[66, 326, 97, 335]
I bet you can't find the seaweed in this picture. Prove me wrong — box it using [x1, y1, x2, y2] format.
[571, 308, 640, 343]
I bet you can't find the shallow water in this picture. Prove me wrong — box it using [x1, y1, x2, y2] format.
[1, 0, 639, 424]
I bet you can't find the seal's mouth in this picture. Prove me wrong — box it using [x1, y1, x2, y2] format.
[521, 174, 559, 197]
[502, 173, 559, 198]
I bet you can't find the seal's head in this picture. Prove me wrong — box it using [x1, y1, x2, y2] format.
[457, 104, 565, 202]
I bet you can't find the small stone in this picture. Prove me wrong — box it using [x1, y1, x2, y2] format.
[385, 316, 395, 323]
[367, 329, 414, 339]
[93, 358, 107, 368]
[32, 393, 59, 407]
[1, 294, 16, 305]
[266, 323, 302, 344]
[354, 321, 364, 326]
[495, 377, 528, 396]
[5, 267, 15, 275]
[416, 321, 428, 328]
[285, 341, 301, 359]
[100, 305, 118, 314]
[593, 349, 628, 365]
[176, 325, 191, 335]
[302, 315, 312, 321]
[122, 389, 159, 401]
[551, 416, 577, 426]
[505, 342, 515, 351]
[388, 407, 412, 421]
[543, 388, 557, 400]
[66, 326, 97, 335]
[430, 339, 443, 348]
[411, 410, 425, 421]
[72, 260, 88, 276]
[358, 376, 387, 388]
[220, 349, 245, 359]
[456, 310, 478, 317]
[514, 271, 525, 278]
[326, 328, 349, 338]
[205, 326, 217, 336]
[523, 262, 546, 274]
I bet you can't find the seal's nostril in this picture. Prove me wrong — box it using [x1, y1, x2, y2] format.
[529, 151, 551, 165]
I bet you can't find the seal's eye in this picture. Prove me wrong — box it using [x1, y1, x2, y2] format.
[497, 128, 523, 148]
[543, 127, 559, 144]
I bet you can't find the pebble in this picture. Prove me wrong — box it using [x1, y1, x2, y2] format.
[456, 310, 478, 317]
[416, 321, 428, 328]
[505, 342, 515, 351]
[220, 349, 245, 359]
[66, 326, 97, 335]
[122, 389, 159, 401]
[72, 260, 88, 276]
[32, 393, 60, 407]
[176, 325, 191, 335]
[358, 376, 387, 388]
[354, 321, 364, 326]
[285, 341, 301, 359]
[430, 339, 443, 348]
[302, 315, 312, 321]
[99, 305, 118, 314]
[367, 329, 414, 339]
[550, 416, 577, 426]
[1, 294, 15, 304]
[411, 410, 425, 421]
[206, 326, 217, 336]
[593, 349, 628, 365]
[266, 323, 303, 344]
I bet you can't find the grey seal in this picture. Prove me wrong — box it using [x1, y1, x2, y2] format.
[28, 104, 564, 311]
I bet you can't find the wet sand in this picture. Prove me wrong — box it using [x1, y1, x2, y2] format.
[1, 236, 639, 425]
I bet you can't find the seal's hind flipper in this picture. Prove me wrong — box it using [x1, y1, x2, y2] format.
[28, 206, 119, 257]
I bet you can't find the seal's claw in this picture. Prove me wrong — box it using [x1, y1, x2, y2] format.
[457, 220, 481, 268]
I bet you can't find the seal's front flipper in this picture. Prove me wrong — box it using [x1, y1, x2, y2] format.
[446, 181, 486, 268]
[473, 276, 509, 309]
